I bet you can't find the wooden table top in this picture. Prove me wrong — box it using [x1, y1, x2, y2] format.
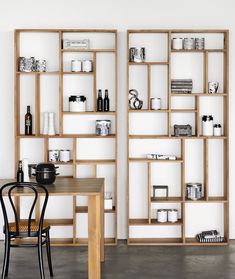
[0, 178, 104, 196]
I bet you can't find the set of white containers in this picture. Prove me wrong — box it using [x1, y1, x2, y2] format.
[202, 115, 222, 136]
[71, 60, 93, 72]
[157, 209, 178, 223]
[43, 112, 56, 135]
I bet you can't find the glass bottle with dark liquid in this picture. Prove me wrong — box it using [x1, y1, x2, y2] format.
[97, 89, 103, 111]
[25, 105, 32, 135]
[17, 160, 24, 182]
[104, 89, 110, 111]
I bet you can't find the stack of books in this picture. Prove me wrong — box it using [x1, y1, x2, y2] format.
[171, 79, 193, 94]
[196, 230, 225, 243]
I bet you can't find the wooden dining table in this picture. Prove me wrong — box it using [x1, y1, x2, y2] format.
[0, 178, 104, 279]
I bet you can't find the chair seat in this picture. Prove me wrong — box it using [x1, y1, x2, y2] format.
[7, 221, 50, 233]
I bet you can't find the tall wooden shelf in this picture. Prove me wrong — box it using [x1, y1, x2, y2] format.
[14, 29, 118, 246]
[127, 29, 229, 246]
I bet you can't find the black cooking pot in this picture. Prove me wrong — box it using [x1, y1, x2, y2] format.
[32, 163, 59, 185]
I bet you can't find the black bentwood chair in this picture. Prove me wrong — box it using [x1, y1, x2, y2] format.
[0, 182, 53, 279]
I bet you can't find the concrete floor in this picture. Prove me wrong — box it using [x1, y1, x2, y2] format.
[0, 241, 235, 279]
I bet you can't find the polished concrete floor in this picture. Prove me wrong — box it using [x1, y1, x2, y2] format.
[0, 241, 235, 279]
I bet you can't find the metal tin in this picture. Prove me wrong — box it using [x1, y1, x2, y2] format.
[157, 209, 167, 223]
[82, 60, 93, 72]
[129, 47, 145, 63]
[69, 95, 86, 112]
[186, 183, 203, 200]
[174, 125, 192, 137]
[59, 150, 70, 162]
[35, 59, 47, 72]
[49, 150, 60, 162]
[71, 60, 82, 72]
[150, 98, 161, 110]
[172, 38, 183, 50]
[19, 57, 35, 72]
[168, 209, 178, 223]
[183, 38, 195, 50]
[96, 120, 111, 136]
[195, 38, 205, 50]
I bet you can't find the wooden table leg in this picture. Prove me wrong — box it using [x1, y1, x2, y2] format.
[88, 195, 101, 279]
[100, 184, 104, 262]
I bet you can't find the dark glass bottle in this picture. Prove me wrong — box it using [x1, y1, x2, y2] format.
[25, 106, 32, 135]
[17, 160, 24, 182]
[104, 89, 110, 112]
[97, 89, 103, 111]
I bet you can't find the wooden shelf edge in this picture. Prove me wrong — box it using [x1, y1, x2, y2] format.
[129, 218, 182, 226]
[76, 205, 116, 213]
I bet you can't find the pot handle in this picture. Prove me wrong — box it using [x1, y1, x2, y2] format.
[55, 173, 60, 176]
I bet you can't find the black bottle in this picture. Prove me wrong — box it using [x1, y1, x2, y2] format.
[17, 160, 24, 182]
[104, 89, 110, 112]
[25, 106, 32, 135]
[97, 89, 103, 111]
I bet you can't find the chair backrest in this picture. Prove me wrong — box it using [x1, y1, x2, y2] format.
[0, 182, 49, 237]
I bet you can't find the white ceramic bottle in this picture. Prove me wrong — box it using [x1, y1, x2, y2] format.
[22, 158, 30, 182]
[42, 112, 49, 135]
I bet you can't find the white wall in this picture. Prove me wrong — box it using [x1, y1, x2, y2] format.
[0, 0, 235, 239]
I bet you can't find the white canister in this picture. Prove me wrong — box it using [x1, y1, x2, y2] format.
[69, 95, 86, 112]
[59, 150, 70, 162]
[82, 60, 93, 72]
[157, 209, 167, 223]
[49, 150, 60, 162]
[214, 124, 222, 136]
[71, 60, 82, 72]
[172, 38, 183, 50]
[168, 209, 178, 223]
[150, 98, 161, 110]
[202, 115, 214, 136]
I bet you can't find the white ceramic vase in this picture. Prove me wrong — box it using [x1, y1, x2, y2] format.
[48, 112, 56, 135]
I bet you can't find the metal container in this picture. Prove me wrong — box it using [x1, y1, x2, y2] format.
[59, 150, 70, 162]
[35, 59, 47, 72]
[168, 209, 178, 223]
[174, 125, 192, 137]
[19, 57, 35, 72]
[129, 47, 145, 63]
[82, 60, 93, 72]
[183, 38, 195, 50]
[69, 95, 86, 112]
[150, 98, 161, 110]
[202, 115, 213, 136]
[157, 209, 167, 223]
[71, 60, 82, 72]
[186, 183, 203, 200]
[172, 38, 183, 50]
[32, 163, 59, 185]
[49, 150, 60, 162]
[96, 120, 111, 136]
[195, 38, 205, 50]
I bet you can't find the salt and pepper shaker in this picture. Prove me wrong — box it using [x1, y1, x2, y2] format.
[42, 112, 49, 135]
[48, 112, 56, 135]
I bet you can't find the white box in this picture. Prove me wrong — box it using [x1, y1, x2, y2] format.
[105, 199, 113, 210]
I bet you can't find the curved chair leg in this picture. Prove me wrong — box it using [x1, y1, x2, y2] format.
[46, 230, 53, 277]
[5, 237, 11, 277]
[2, 235, 10, 279]
[38, 235, 45, 279]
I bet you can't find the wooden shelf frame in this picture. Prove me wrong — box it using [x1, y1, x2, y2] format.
[127, 29, 229, 246]
[14, 28, 118, 246]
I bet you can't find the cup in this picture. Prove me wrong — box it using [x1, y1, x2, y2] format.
[208, 81, 219, 93]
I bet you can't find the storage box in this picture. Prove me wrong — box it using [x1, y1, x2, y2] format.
[104, 198, 113, 210]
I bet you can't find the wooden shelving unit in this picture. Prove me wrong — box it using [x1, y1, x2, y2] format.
[15, 29, 118, 246]
[127, 29, 229, 246]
